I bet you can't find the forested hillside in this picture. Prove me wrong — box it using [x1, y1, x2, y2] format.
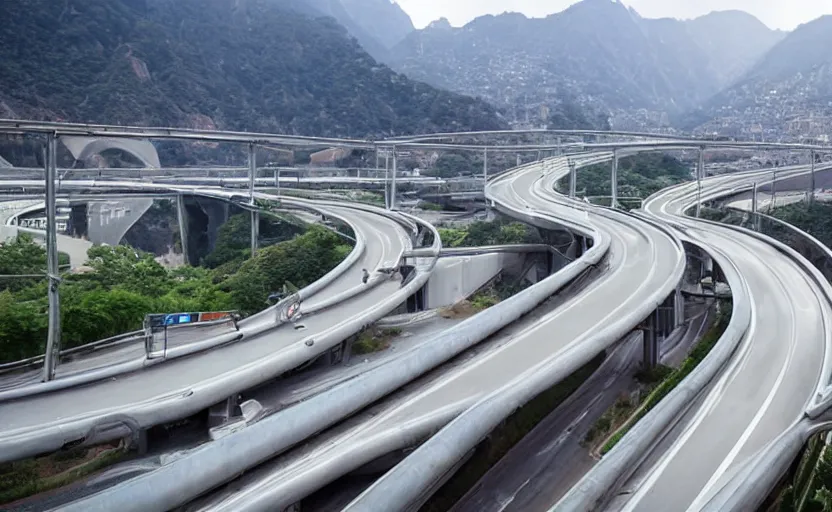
[0, 0, 504, 146]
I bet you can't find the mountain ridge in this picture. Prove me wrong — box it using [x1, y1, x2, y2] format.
[0, 0, 504, 148]
[389, 1, 785, 129]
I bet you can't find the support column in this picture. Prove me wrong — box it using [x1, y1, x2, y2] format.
[43, 133, 61, 382]
[751, 181, 760, 231]
[557, 136, 562, 156]
[384, 149, 390, 210]
[176, 194, 190, 265]
[696, 146, 704, 218]
[483, 148, 489, 212]
[810, 150, 816, 205]
[390, 146, 398, 210]
[611, 149, 619, 209]
[770, 168, 777, 212]
[248, 143, 259, 257]
[248, 142, 256, 205]
[516, 154, 521, 167]
[568, 159, 577, 199]
[674, 287, 685, 328]
[642, 312, 659, 370]
[251, 210, 260, 256]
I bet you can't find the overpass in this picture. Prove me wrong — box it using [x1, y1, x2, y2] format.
[1, 121, 832, 512]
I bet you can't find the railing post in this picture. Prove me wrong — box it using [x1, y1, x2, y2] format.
[611, 149, 619, 209]
[42, 132, 62, 382]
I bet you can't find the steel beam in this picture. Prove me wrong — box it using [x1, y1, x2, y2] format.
[42, 133, 61, 382]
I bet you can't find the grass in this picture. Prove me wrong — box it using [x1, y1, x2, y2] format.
[420, 201, 444, 211]
[583, 366, 672, 448]
[600, 301, 732, 455]
[440, 281, 527, 320]
[351, 327, 402, 355]
[0, 443, 129, 505]
[421, 353, 606, 512]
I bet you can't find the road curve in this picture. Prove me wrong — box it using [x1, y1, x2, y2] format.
[0, 184, 430, 464]
[167, 154, 684, 512]
[558, 164, 832, 511]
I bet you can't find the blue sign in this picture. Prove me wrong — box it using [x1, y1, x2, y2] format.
[164, 313, 194, 326]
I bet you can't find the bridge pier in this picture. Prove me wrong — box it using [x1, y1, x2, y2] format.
[642, 311, 660, 370]
[176, 194, 190, 265]
[611, 150, 619, 209]
[251, 210, 260, 256]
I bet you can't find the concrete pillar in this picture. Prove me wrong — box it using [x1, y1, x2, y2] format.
[696, 146, 704, 218]
[568, 159, 577, 199]
[251, 210, 260, 256]
[810, 150, 816, 205]
[674, 287, 685, 328]
[557, 136, 562, 156]
[642, 312, 659, 369]
[384, 150, 390, 209]
[176, 194, 190, 265]
[391, 147, 398, 210]
[611, 150, 619, 209]
[43, 133, 61, 382]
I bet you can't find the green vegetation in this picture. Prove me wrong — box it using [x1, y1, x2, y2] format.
[422, 354, 605, 512]
[584, 364, 673, 447]
[0, 224, 351, 363]
[560, 154, 692, 199]
[438, 219, 542, 248]
[352, 327, 402, 355]
[0, 0, 504, 165]
[601, 301, 732, 454]
[202, 213, 304, 271]
[779, 439, 832, 512]
[0, 443, 128, 504]
[771, 203, 832, 249]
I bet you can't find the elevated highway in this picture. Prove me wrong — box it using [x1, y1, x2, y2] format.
[84, 153, 686, 512]
[2, 121, 832, 511]
[0, 184, 440, 464]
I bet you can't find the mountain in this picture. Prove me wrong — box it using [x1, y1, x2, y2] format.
[685, 10, 786, 87]
[685, 16, 832, 140]
[0, 0, 503, 154]
[388, 0, 783, 129]
[285, 0, 413, 60]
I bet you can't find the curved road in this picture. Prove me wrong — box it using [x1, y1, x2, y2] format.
[160, 154, 684, 512]
[602, 168, 832, 510]
[0, 187, 425, 464]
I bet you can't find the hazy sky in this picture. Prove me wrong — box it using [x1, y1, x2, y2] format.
[396, 0, 832, 31]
